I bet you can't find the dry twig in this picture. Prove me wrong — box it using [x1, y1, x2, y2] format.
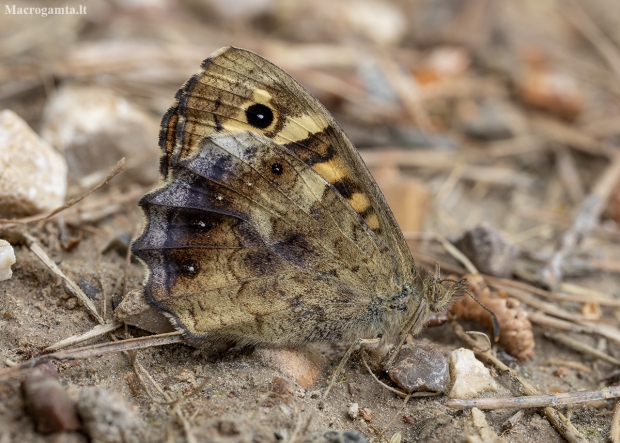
[446, 385, 620, 410]
[0, 332, 183, 379]
[0, 158, 125, 227]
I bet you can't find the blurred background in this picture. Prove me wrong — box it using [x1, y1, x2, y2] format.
[2, 0, 620, 293]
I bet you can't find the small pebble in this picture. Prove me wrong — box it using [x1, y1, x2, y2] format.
[449, 348, 499, 399]
[256, 345, 326, 390]
[272, 376, 294, 395]
[113, 289, 175, 334]
[347, 403, 359, 419]
[77, 387, 142, 443]
[0, 110, 67, 217]
[387, 342, 450, 393]
[451, 222, 520, 278]
[41, 85, 159, 186]
[0, 239, 16, 281]
[22, 363, 81, 433]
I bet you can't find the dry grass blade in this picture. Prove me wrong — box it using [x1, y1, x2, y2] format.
[545, 332, 620, 366]
[25, 233, 105, 325]
[0, 332, 183, 380]
[44, 321, 123, 352]
[0, 158, 125, 227]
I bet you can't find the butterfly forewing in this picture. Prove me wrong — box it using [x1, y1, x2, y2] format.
[160, 47, 414, 276]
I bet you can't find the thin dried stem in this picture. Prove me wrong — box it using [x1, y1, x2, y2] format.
[25, 233, 105, 325]
[0, 332, 183, 379]
[0, 158, 125, 226]
[544, 332, 620, 366]
[446, 385, 620, 410]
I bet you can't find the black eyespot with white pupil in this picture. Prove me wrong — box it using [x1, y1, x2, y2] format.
[245, 103, 274, 129]
[271, 163, 283, 175]
[181, 260, 199, 276]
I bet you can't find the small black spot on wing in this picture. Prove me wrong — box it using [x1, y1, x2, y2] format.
[271, 163, 283, 175]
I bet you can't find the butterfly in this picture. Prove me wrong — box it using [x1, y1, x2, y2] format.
[131, 46, 463, 350]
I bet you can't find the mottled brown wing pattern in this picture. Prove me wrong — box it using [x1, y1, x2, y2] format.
[133, 131, 410, 345]
[132, 46, 434, 346]
[159, 47, 414, 275]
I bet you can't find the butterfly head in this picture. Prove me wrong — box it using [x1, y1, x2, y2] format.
[416, 265, 466, 313]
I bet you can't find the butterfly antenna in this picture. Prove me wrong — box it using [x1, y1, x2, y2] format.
[464, 288, 500, 342]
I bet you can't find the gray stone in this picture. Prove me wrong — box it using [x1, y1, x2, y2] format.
[77, 387, 142, 443]
[41, 85, 159, 186]
[387, 342, 449, 393]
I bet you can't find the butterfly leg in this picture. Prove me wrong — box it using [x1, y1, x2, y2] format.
[384, 297, 430, 370]
[322, 337, 380, 399]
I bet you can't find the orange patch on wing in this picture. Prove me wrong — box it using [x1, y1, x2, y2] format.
[364, 213, 380, 230]
[348, 192, 371, 214]
[311, 158, 347, 184]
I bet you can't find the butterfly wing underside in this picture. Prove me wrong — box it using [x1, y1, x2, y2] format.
[132, 47, 418, 346]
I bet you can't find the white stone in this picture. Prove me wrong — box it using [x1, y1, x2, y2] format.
[348, 403, 359, 419]
[41, 85, 160, 185]
[0, 110, 67, 217]
[449, 348, 499, 399]
[0, 240, 16, 280]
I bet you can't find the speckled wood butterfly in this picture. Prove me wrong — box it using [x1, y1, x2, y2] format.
[132, 47, 464, 350]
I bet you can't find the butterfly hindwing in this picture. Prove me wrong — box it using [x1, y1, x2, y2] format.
[134, 131, 407, 344]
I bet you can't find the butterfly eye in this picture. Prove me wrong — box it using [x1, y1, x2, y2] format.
[246, 103, 274, 129]
[271, 163, 283, 175]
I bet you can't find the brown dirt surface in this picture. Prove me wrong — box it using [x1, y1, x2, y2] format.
[2, 1, 620, 442]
